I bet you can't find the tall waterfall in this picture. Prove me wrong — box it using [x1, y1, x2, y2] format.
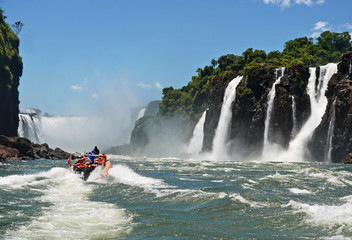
[285, 63, 338, 161]
[291, 96, 297, 138]
[186, 111, 206, 155]
[325, 98, 337, 162]
[263, 67, 285, 151]
[18, 109, 42, 143]
[212, 76, 243, 159]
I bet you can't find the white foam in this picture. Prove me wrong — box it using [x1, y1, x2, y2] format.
[286, 200, 352, 230]
[5, 171, 133, 240]
[108, 164, 169, 190]
[289, 188, 313, 195]
[0, 168, 69, 190]
[229, 193, 267, 208]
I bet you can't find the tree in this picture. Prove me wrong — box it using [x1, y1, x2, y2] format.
[11, 21, 23, 35]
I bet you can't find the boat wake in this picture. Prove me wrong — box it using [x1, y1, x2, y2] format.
[2, 168, 133, 240]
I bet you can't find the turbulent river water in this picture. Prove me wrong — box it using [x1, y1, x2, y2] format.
[1, 156, 352, 239]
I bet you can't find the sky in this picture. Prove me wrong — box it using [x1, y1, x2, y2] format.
[1, 0, 352, 116]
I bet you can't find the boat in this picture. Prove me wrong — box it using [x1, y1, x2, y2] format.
[67, 153, 111, 181]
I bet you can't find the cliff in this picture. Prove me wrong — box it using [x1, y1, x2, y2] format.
[309, 52, 352, 162]
[112, 32, 352, 162]
[0, 10, 23, 137]
[202, 64, 312, 157]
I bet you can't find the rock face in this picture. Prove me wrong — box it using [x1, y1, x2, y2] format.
[0, 11, 23, 137]
[122, 58, 352, 162]
[344, 153, 352, 164]
[309, 52, 352, 162]
[202, 71, 238, 152]
[144, 100, 161, 117]
[0, 135, 72, 161]
[202, 64, 311, 157]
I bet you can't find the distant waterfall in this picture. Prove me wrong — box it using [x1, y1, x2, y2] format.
[186, 111, 206, 155]
[18, 110, 42, 143]
[286, 63, 337, 161]
[263, 67, 285, 150]
[137, 108, 146, 120]
[291, 96, 297, 138]
[325, 98, 337, 162]
[212, 76, 243, 159]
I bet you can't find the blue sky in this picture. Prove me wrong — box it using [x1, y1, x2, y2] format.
[1, 0, 352, 115]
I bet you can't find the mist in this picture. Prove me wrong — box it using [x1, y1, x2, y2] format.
[40, 84, 145, 153]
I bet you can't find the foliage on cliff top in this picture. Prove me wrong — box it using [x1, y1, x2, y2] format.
[158, 31, 352, 122]
[0, 9, 23, 93]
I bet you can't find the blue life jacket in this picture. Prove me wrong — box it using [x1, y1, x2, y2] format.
[88, 154, 97, 162]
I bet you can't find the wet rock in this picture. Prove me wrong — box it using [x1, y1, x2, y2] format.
[344, 153, 352, 164]
[0, 135, 72, 161]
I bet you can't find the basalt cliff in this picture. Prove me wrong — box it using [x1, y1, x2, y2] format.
[0, 10, 22, 137]
[0, 11, 73, 160]
[117, 33, 352, 163]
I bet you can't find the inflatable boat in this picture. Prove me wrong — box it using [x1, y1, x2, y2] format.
[68, 154, 111, 181]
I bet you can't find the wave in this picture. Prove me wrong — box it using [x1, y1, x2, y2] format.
[3, 168, 134, 240]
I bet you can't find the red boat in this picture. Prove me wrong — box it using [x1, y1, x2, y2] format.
[68, 153, 111, 181]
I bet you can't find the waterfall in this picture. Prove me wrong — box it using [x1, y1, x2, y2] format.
[263, 67, 285, 150]
[212, 76, 243, 159]
[18, 109, 42, 143]
[137, 108, 146, 120]
[286, 63, 338, 161]
[325, 98, 337, 162]
[291, 96, 297, 138]
[186, 111, 206, 155]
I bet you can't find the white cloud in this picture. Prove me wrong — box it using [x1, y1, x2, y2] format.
[70, 85, 83, 91]
[310, 21, 331, 38]
[342, 23, 352, 30]
[154, 82, 163, 89]
[137, 83, 153, 88]
[91, 93, 99, 99]
[313, 21, 329, 31]
[263, 0, 325, 8]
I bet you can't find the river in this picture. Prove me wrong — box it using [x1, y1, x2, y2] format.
[1, 156, 352, 239]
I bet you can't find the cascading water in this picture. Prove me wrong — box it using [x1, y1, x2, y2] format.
[18, 109, 42, 143]
[263, 67, 285, 151]
[325, 98, 337, 162]
[291, 96, 297, 138]
[212, 76, 243, 159]
[137, 108, 146, 120]
[186, 111, 206, 155]
[285, 63, 338, 161]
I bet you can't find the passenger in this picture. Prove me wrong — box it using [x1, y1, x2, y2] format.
[100, 154, 107, 165]
[92, 146, 100, 155]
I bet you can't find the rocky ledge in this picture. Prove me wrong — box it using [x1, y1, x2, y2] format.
[0, 135, 71, 161]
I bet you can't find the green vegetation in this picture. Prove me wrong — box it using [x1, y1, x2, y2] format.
[159, 31, 352, 122]
[0, 9, 23, 94]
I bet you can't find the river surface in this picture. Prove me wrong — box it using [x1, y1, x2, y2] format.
[1, 156, 352, 239]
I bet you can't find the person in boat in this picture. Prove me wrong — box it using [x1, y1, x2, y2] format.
[98, 154, 111, 178]
[92, 146, 100, 155]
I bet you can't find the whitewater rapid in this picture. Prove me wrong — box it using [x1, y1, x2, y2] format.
[1, 156, 352, 239]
